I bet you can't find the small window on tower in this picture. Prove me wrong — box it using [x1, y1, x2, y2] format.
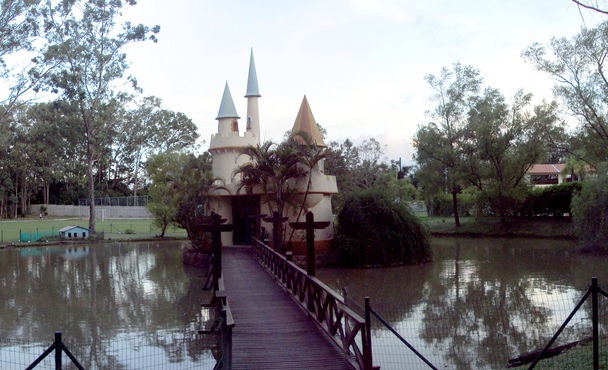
[232, 120, 238, 132]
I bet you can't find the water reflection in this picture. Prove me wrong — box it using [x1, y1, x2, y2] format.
[0, 241, 217, 369]
[318, 237, 605, 370]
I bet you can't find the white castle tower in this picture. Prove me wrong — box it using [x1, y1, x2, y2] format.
[208, 50, 338, 252]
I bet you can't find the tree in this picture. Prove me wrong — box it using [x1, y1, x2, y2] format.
[571, 0, 608, 15]
[145, 151, 187, 237]
[332, 190, 431, 267]
[523, 21, 608, 166]
[413, 63, 483, 227]
[0, 0, 57, 116]
[460, 89, 563, 222]
[173, 153, 225, 250]
[571, 164, 608, 252]
[325, 138, 391, 213]
[234, 138, 306, 219]
[39, 0, 159, 233]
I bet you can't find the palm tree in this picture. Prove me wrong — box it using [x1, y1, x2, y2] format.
[234, 133, 332, 246]
[234, 139, 306, 217]
[286, 131, 331, 240]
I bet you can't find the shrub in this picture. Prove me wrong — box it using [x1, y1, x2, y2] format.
[522, 182, 582, 217]
[332, 191, 432, 267]
[426, 191, 477, 217]
[571, 166, 608, 252]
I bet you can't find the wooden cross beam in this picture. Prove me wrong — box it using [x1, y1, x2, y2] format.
[290, 212, 330, 277]
[263, 211, 288, 253]
[198, 213, 233, 290]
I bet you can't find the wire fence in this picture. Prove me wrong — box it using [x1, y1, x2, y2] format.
[13, 222, 187, 243]
[342, 279, 608, 370]
[78, 196, 149, 207]
[0, 330, 219, 370]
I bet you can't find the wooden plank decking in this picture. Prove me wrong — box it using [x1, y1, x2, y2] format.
[222, 246, 356, 369]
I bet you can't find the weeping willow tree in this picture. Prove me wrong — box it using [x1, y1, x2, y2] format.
[332, 191, 432, 267]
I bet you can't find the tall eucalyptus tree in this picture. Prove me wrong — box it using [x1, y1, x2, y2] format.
[39, 0, 159, 233]
[413, 63, 482, 227]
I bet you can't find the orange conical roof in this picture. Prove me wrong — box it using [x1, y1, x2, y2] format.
[291, 95, 325, 147]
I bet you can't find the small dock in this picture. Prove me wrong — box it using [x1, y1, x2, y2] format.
[222, 246, 356, 369]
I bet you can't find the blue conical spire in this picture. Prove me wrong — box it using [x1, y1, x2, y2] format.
[245, 49, 261, 98]
[216, 82, 240, 120]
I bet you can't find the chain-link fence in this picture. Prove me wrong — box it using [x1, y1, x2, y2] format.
[0, 330, 218, 370]
[78, 196, 149, 207]
[341, 278, 608, 370]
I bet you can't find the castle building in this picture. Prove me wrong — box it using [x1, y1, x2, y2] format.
[207, 50, 338, 253]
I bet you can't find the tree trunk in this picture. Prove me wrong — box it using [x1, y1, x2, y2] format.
[86, 123, 96, 234]
[452, 185, 461, 228]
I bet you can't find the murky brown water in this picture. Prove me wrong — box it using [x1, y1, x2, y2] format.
[317, 237, 607, 370]
[2, 237, 605, 369]
[0, 241, 216, 369]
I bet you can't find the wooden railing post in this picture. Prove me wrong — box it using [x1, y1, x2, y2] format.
[364, 297, 373, 370]
[221, 309, 233, 369]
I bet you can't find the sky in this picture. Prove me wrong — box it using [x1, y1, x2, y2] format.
[117, 0, 606, 165]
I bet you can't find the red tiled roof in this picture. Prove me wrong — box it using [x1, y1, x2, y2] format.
[527, 164, 566, 175]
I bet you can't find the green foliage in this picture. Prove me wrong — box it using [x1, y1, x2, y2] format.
[427, 191, 478, 217]
[414, 62, 483, 227]
[146, 151, 189, 237]
[522, 182, 582, 217]
[332, 191, 432, 267]
[37, 0, 159, 232]
[524, 21, 608, 164]
[325, 138, 392, 213]
[571, 166, 608, 252]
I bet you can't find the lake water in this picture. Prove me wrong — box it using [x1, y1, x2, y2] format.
[317, 237, 608, 370]
[0, 241, 217, 369]
[2, 237, 606, 369]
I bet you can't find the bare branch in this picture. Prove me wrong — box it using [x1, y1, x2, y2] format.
[572, 0, 608, 15]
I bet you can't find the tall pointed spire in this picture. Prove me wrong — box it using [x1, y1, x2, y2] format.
[291, 95, 326, 147]
[216, 82, 240, 120]
[245, 48, 261, 98]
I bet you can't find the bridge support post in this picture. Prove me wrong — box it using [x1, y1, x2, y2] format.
[199, 214, 233, 290]
[289, 212, 330, 277]
[264, 211, 289, 254]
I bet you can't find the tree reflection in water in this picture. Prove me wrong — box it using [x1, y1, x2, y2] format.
[318, 237, 602, 370]
[0, 241, 218, 369]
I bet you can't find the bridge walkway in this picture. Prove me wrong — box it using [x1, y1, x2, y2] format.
[222, 246, 356, 369]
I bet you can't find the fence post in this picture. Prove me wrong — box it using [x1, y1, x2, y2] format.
[592, 277, 599, 370]
[222, 309, 233, 369]
[54, 332, 62, 370]
[364, 297, 373, 370]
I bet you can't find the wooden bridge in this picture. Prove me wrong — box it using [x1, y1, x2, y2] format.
[211, 239, 372, 369]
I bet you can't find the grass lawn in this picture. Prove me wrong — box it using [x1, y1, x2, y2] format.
[0, 216, 187, 243]
[513, 338, 608, 369]
[418, 214, 574, 239]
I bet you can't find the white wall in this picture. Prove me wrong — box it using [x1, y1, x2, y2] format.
[30, 204, 152, 218]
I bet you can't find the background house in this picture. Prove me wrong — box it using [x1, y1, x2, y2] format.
[58, 225, 90, 239]
[526, 164, 570, 187]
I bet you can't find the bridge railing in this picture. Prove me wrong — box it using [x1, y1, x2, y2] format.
[214, 275, 235, 370]
[251, 237, 372, 370]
